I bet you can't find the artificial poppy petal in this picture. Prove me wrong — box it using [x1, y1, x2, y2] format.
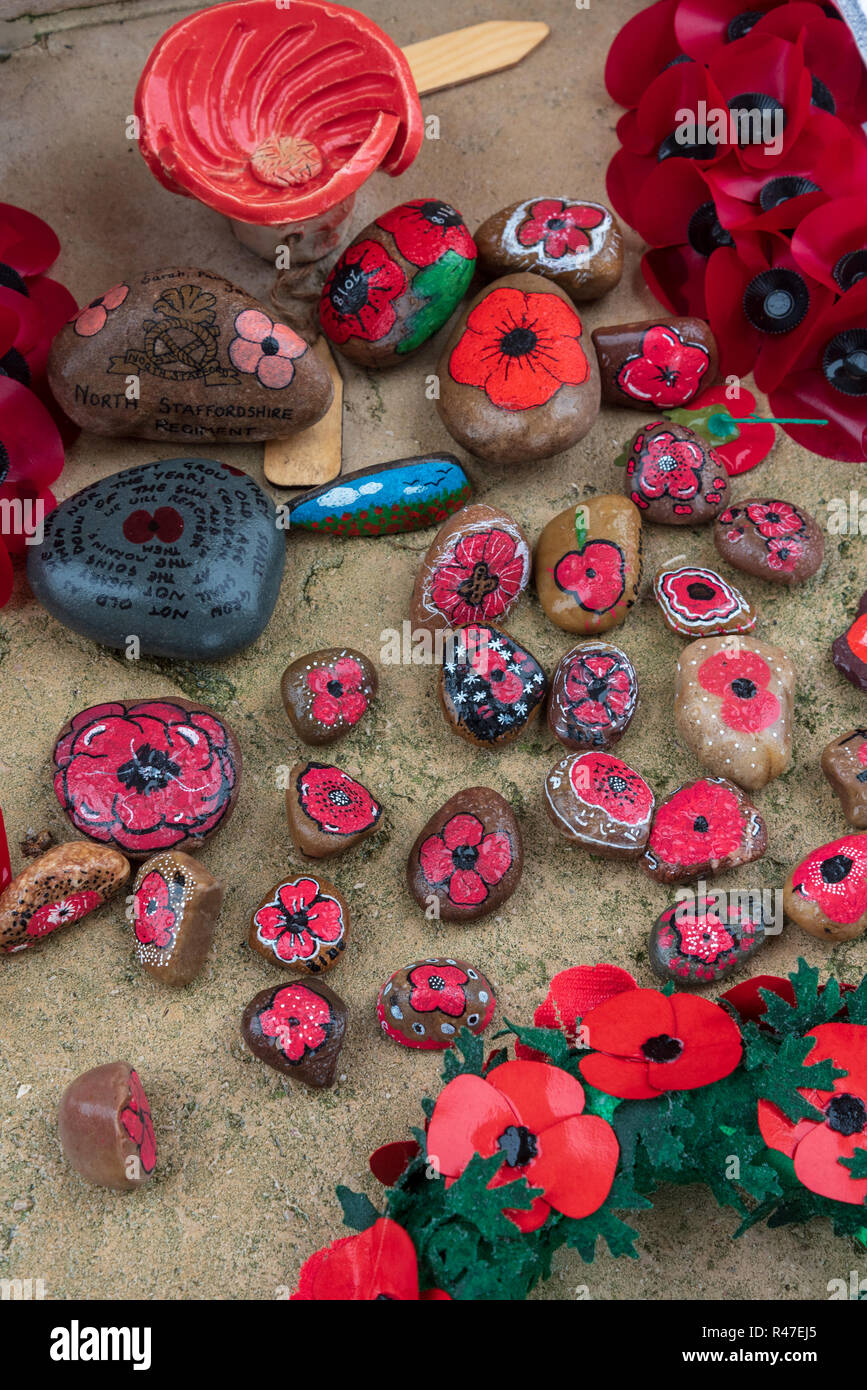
[298, 1218, 420, 1301]
[369, 1140, 420, 1187]
[579, 1051, 659, 1100]
[0, 202, 60, 277]
[530, 1115, 620, 1219]
[425, 1073, 516, 1177]
[489, 1059, 586, 1134]
[582, 988, 676, 1059]
[792, 1121, 867, 1206]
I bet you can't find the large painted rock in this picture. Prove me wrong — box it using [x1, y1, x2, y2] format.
[439, 624, 547, 749]
[821, 730, 867, 829]
[436, 272, 600, 464]
[642, 777, 767, 884]
[623, 420, 728, 524]
[287, 455, 471, 537]
[714, 498, 824, 585]
[27, 458, 285, 661]
[319, 199, 476, 367]
[241, 978, 348, 1087]
[0, 842, 129, 955]
[410, 504, 531, 636]
[474, 196, 623, 301]
[377, 958, 496, 1049]
[592, 315, 717, 410]
[544, 750, 654, 859]
[547, 642, 638, 750]
[653, 564, 756, 637]
[48, 267, 333, 441]
[131, 851, 224, 985]
[406, 787, 523, 922]
[784, 834, 867, 941]
[649, 893, 767, 985]
[833, 591, 867, 692]
[535, 494, 642, 635]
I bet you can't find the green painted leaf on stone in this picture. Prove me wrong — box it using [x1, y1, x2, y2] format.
[397, 250, 475, 355]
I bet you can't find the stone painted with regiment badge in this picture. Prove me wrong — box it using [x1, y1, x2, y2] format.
[287, 455, 471, 537]
[474, 196, 623, 301]
[535, 495, 642, 635]
[281, 648, 377, 745]
[547, 643, 638, 750]
[377, 958, 496, 1049]
[592, 316, 717, 410]
[439, 625, 547, 749]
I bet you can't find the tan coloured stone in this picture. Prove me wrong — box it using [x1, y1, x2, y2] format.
[535, 494, 642, 635]
[0, 841, 130, 955]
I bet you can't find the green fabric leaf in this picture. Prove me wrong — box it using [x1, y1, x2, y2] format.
[745, 1028, 844, 1122]
[441, 1026, 485, 1082]
[845, 975, 867, 1026]
[562, 1206, 641, 1262]
[839, 1147, 867, 1181]
[336, 1185, 380, 1232]
[504, 1018, 575, 1069]
[443, 1152, 542, 1239]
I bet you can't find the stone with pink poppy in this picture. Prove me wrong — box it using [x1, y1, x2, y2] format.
[623, 420, 729, 525]
[438, 625, 547, 749]
[407, 787, 523, 922]
[714, 498, 824, 586]
[544, 750, 654, 860]
[821, 730, 867, 829]
[548, 642, 638, 751]
[783, 834, 867, 942]
[377, 957, 496, 1050]
[592, 316, 718, 412]
[642, 777, 767, 886]
[248, 872, 348, 974]
[131, 851, 224, 986]
[285, 760, 383, 859]
[47, 267, 332, 441]
[648, 891, 768, 987]
[535, 494, 642, 635]
[241, 978, 348, 1087]
[281, 647, 377, 746]
[410, 504, 531, 638]
[58, 1062, 156, 1190]
[675, 636, 795, 790]
[435, 272, 600, 465]
[653, 563, 756, 638]
[474, 196, 623, 302]
[832, 591, 867, 695]
[0, 841, 129, 955]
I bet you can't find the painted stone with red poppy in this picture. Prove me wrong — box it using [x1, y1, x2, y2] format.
[653, 563, 755, 638]
[58, 1062, 156, 1190]
[241, 978, 347, 1087]
[0, 841, 129, 955]
[548, 642, 638, 750]
[675, 636, 794, 790]
[285, 760, 382, 859]
[436, 273, 600, 465]
[783, 834, 867, 942]
[438, 625, 547, 749]
[249, 872, 348, 974]
[48, 268, 332, 441]
[624, 420, 728, 524]
[649, 891, 767, 986]
[52, 698, 242, 858]
[821, 730, 867, 829]
[544, 751, 654, 860]
[714, 498, 824, 585]
[642, 777, 767, 885]
[409, 505, 531, 637]
[407, 787, 522, 921]
[132, 851, 224, 985]
[377, 957, 496, 1049]
[535, 494, 642, 635]
[281, 648, 377, 745]
[832, 591, 867, 694]
[593, 317, 717, 411]
[474, 197, 623, 302]
[319, 200, 476, 367]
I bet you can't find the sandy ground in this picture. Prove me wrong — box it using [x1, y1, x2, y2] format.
[1, 0, 865, 1301]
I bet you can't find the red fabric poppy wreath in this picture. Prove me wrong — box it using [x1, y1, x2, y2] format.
[448, 287, 589, 410]
[419, 812, 512, 908]
[320, 240, 406, 344]
[515, 963, 638, 1060]
[292, 1218, 449, 1300]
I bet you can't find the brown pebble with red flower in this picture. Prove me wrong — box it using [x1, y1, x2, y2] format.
[623, 420, 728, 525]
[249, 872, 349, 973]
[281, 648, 377, 745]
[131, 851, 224, 985]
[0, 841, 129, 955]
[58, 1062, 156, 1190]
[241, 978, 348, 1087]
[377, 958, 496, 1049]
[714, 499, 824, 586]
[592, 316, 717, 411]
[285, 760, 382, 859]
[407, 787, 523, 922]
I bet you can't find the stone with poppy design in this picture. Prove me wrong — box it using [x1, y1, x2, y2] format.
[653, 563, 756, 638]
[241, 978, 347, 1088]
[592, 316, 718, 411]
[547, 642, 638, 751]
[784, 834, 867, 942]
[832, 590, 867, 694]
[132, 850, 224, 985]
[438, 625, 547, 749]
[544, 750, 654, 860]
[0, 841, 129, 955]
[410, 504, 531, 637]
[474, 196, 623, 302]
[285, 760, 382, 859]
[281, 647, 377, 745]
[623, 420, 729, 525]
[649, 892, 767, 986]
[58, 1062, 156, 1190]
[407, 787, 523, 921]
[821, 730, 867, 829]
[377, 957, 496, 1050]
[714, 498, 824, 586]
[436, 272, 600, 465]
[249, 873, 348, 974]
[642, 776, 767, 885]
[535, 494, 642, 635]
[675, 636, 795, 790]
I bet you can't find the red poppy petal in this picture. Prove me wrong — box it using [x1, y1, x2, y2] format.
[582, 988, 675, 1059]
[475, 831, 512, 886]
[426, 1074, 516, 1177]
[645, 993, 742, 1090]
[369, 1140, 421, 1187]
[308, 1219, 420, 1301]
[442, 812, 484, 851]
[793, 1122, 867, 1206]
[802, 1024, 867, 1098]
[530, 1115, 619, 1219]
[757, 1097, 819, 1158]
[0, 377, 64, 489]
[489, 1060, 585, 1133]
[579, 1052, 658, 1100]
[0, 203, 60, 277]
[448, 868, 488, 906]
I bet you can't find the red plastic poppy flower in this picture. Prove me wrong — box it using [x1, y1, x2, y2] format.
[605, 0, 683, 110]
[756, 2, 867, 129]
[448, 286, 589, 411]
[369, 1139, 421, 1187]
[428, 528, 528, 627]
[259, 982, 332, 1062]
[572, 751, 655, 826]
[579, 987, 742, 1098]
[697, 647, 780, 732]
[618, 59, 730, 166]
[26, 891, 103, 941]
[427, 1060, 619, 1232]
[419, 812, 512, 908]
[306, 656, 369, 728]
[376, 199, 475, 267]
[516, 199, 606, 259]
[758, 1023, 867, 1205]
[617, 325, 712, 407]
[553, 540, 626, 615]
[633, 161, 733, 317]
[320, 240, 406, 344]
[134, 870, 177, 949]
[292, 1218, 449, 1300]
[296, 763, 381, 837]
[674, 0, 790, 63]
[0, 202, 60, 278]
[707, 32, 812, 170]
[789, 835, 867, 927]
[0, 376, 64, 493]
[669, 384, 775, 475]
[646, 777, 749, 870]
[253, 877, 344, 963]
[408, 962, 469, 1017]
[515, 964, 638, 1061]
[563, 651, 636, 731]
[120, 1070, 156, 1175]
[792, 196, 867, 296]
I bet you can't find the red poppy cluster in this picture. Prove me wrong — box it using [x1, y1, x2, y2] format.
[605, 0, 867, 459]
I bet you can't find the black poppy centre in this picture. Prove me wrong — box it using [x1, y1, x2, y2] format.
[687, 201, 734, 258]
[497, 1123, 538, 1168]
[117, 743, 181, 795]
[825, 1093, 867, 1137]
[457, 562, 500, 604]
[727, 93, 785, 149]
[731, 677, 758, 700]
[687, 581, 718, 601]
[0, 440, 9, 488]
[500, 324, 539, 359]
[694, 815, 710, 834]
[658, 127, 720, 163]
[260, 336, 280, 357]
[420, 200, 462, 228]
[820, 853, 854, 884]
[326, 678, 344, 698]
[451, 843, 479, 871]
[726, 11, 763, 42]
[833, 250, 867, 293]
[743, 268, 810, 335]
[823, 330, 867, 397]
[330, 264, 372, 319]
[642, 1034, 684, 1064]
[811, 75, 836, 114]
[758, 176, 821, 214]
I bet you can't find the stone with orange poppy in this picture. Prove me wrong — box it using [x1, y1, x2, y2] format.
[474, 196, 623, 302]
[0, 841, 130, 955]
[821, 730, 867, 829]
[58, 1062, 156, 1190]
[438, 625, 547, 749]
[591, 315, 717, 411]
[241, 977, 348, 1087]
[714, 498, 824, 585]
[47, 267, 333, 442]
[407, 787, 523, 921]
[410, 504, 531, 638]
[642, 777, 767, 885]
[544, 750, 654, 859]
[535, 494, 642, 635]
[285, 760, 382, 859]
[783, 834, 867, 942]
[435, 272, 600, 465]
[675, 636, 795, 790]
[377, 957, 496, 1049]
[131, 851, 224, 985]
[833, 591, 867, 693]
[281, 648, 377, 745]
[248, 872, 349, 974]
[623, 420, 728, 525]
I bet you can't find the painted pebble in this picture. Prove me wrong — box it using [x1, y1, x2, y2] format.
[58, 1062, 155, 1190]
[649, 892, 766, 985]
[48, 267, 332, 441]
[241, 978, 347, 1087]
[653, 563, 756, 637]
[377, 958, 496, 1049]
[822, 730, 867, 829]
[474, 196, 623, 301]
[784, 834, 867, 941]
[833, 591, 867, 693]
[281, 648, 377, 745]
[319, 199, 476, 367]
[624, 420, 728, 524]
[407, 787, 523, 922]
[0, 841, 129, 955]
[249, 873, 349, 974]
[675, 636, 795, 790]
[53, 698, 241, 857]
[544, 751, 654, 859]
[410, 504, 531, 637]
[27, 458, 285, 661]
[131, 851, 224, 985]
[547, 643, 638, 750]
[435, 272, 600, 465]
[285, 760, 382, 859]
[592, 315, 717, 410]
[714, 498, 824, 585]
[439, 624, 547, 749]
[642, 777, 767, 884]
[535, 494, 642, 635]
[287, 454, 471, 537]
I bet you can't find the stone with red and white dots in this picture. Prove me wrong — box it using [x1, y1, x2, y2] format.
[544, 750, 654, 860]
[377, 958, 496, 1049]
[649, 892, 767, 986]
[784, 834, 867, 942]
[622, 420, 728, 525]
[281, 648, 377, 746]
[241, 977, 348, 1087]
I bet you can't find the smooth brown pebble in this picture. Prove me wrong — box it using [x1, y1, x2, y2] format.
[281, 648, 377, 745]
[714, 498, 824, 585]
[547, 642, 638, 750]
[58, 1062, 156, 1190]
[377, 958, 496, 1049]
[241, 978, 348, 1087]
[439, 624, 547, 749]
[131, 851, 224, 985]
[783, 834, 867, 941]
[249, 871, 349, 973]
[642, 777, 767, 884]
[821, 731, 867, 828]
[410, 504, 531, 637]
[624, 419, 728, 524]
[285, 760, 382, 859]
[592, 315, 717, 410]
[653, 563, 756, 637]
[474, 196, 623, 301]
[407, 787, 523, 922]
[544, 750, 654, 859]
